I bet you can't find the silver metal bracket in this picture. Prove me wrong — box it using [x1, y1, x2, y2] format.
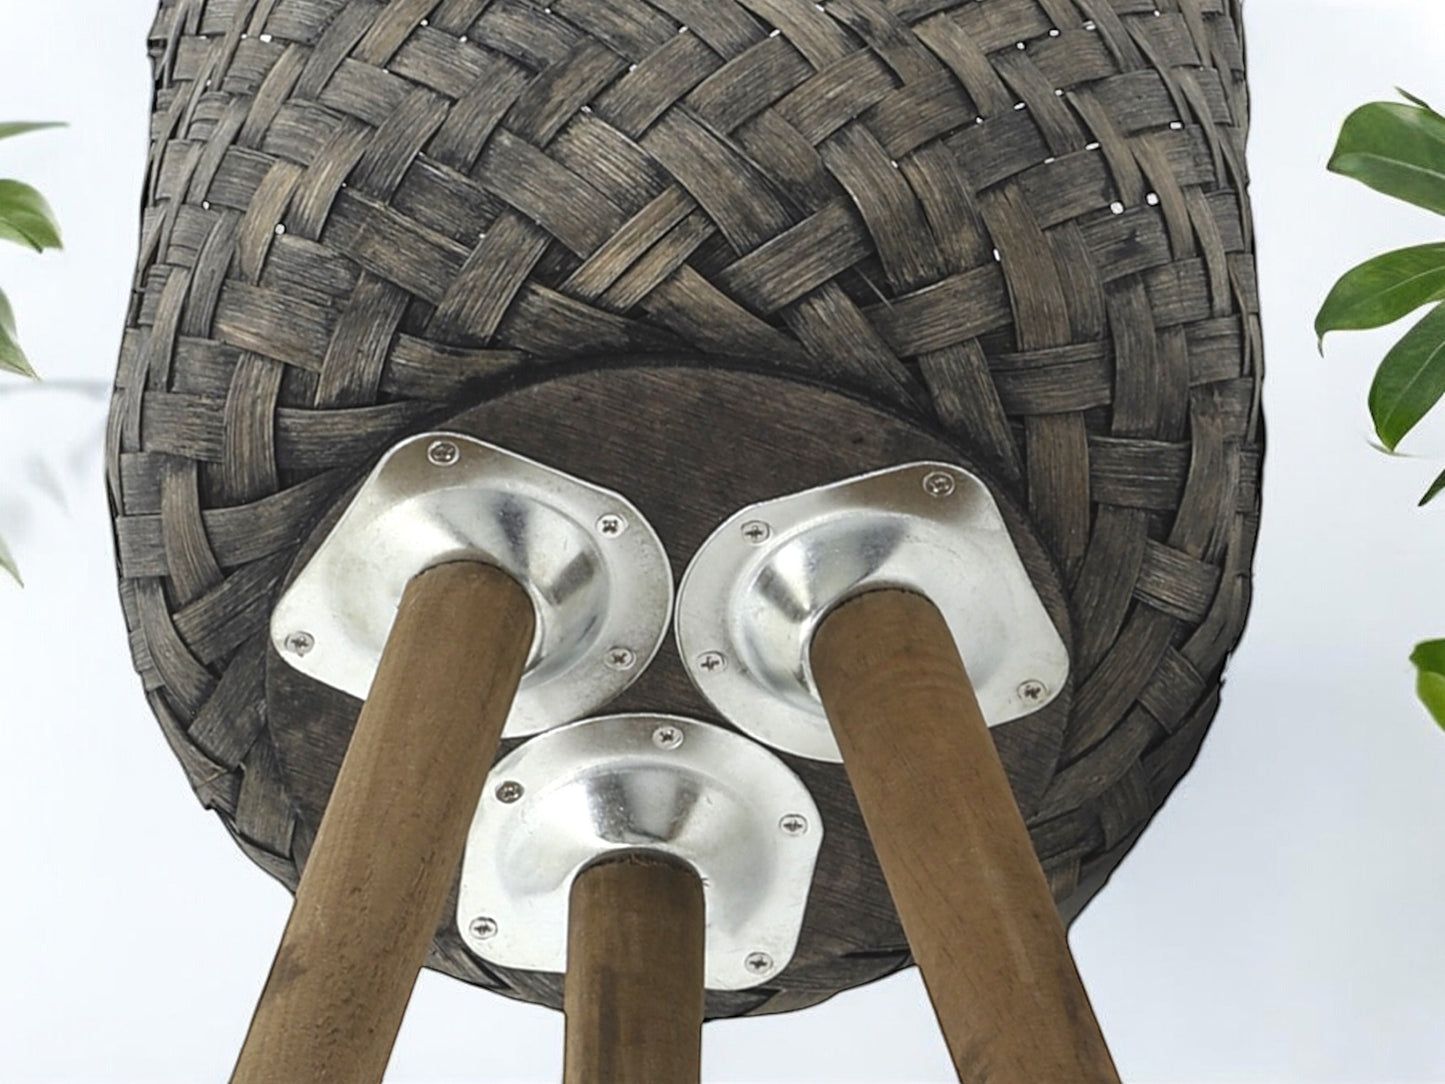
[674, 462, 1069, 762]
[457, 714, 823, 990]
[270, 433, 673, 738]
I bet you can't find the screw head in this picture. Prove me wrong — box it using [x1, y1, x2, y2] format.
[745, 952, 774, 975]
[605, 646, 636, 671]
[652, 724, 684, 750]
[696, 651, 727, 674]
[428, 439, 460, 466]
[740, 520, 772, 544]
[1017, 679, 1048, 703]
[469, 916, 498, 940]
[596, 513, 628, 537]
[284, 631, 315, 656]
[922, 470, 956, 497]
[779, 814, 809, 836]
[495, 780, 524, 804]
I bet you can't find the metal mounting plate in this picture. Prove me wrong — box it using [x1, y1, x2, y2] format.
[270, 434, 673, 737]
[457, 715, 823, 990]
[675, 462, 1070, 762]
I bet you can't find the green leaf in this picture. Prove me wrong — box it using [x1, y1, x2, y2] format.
[0, 179, 61, 251]
[0, 286, 35, 378]
[0, 121, 64, 143]
[1419, 465, 1445, 506]
[1317, 242, 1445, 347]
[1411, 640, 1445, 730]
[1328, 101, 1445, 216]
[1367, 300, 1445, 450]
[1398, 88, 1433, 112]
[0, 532, 18, 586]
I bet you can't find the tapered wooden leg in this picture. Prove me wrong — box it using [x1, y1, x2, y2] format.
[231, 561, 535, 1084]
[811, 589, 1120, 1084]
[564, 852, 706, 1084]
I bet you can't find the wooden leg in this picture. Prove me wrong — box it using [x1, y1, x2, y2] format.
[231, 562, 535, 1084]
[564, 852, 706, 1084]
[811, 589, 1120, 1084]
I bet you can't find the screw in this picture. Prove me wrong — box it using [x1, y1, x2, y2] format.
[779, 814, 809, 836]
[428, 439, 460, 466]
[495, 780, 524, 803]
[596, 513, 628, 537]
[470, 917, 498, 940]
[745, 952, 774, 975]
[922, 470, 956, 497]
[741, 520, 772, 544]
[605, 647, 636, 671]
[652, 724, 684, 750]
[1018, 679, 1048, 702]
[696, 651, 727, 674]
[284, 631, 314, 656]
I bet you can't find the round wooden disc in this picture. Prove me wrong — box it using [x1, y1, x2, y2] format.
[265, 360, 1074, 1018]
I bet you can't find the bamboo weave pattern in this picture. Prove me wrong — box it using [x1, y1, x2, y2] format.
[110, 0, 1261, 1014]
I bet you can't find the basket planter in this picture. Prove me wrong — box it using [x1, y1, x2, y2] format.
[109, 0, 1260, 1069]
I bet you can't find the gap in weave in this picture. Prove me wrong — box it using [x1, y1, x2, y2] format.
[836, 264, 889, 308]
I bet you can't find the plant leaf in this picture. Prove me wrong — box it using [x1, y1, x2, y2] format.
[0, 121, 64, 143]
[1328, 101, 1445, 217]
[1411, 640, 1445, 730]
[0, 286, 35, 378]
[1317, 242, 1445, 347]
[0, 532, 19, 586]
[1420, 465, 1445, 506]
[0, 179, 61, 251]
[1367, 300, 1445, 450]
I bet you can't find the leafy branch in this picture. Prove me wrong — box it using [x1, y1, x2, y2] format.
[1317, 90, 1445, 727]
[0, 121, 65, 583]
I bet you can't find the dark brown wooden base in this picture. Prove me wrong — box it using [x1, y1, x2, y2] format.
[266, 362, 1077, 1018]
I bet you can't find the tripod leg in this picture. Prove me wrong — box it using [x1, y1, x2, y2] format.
[564, 852, 706, 1084]
[812, 588, 1119, 1084]
[231, 562, 535, 1084]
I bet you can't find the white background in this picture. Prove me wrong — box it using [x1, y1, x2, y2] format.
[3, 1, 1444, 1080]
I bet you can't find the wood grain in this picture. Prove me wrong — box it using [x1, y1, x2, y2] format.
[564, 852, 706, 1084]
[812, 588, 1118, 1083]
[230, 562, 534, 1084]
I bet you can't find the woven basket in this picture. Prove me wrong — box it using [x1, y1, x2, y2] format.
[109, 0, 1261, 1018]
